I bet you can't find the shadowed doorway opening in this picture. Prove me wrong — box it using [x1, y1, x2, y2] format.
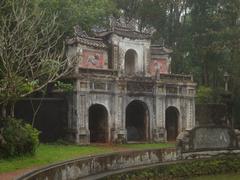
[89, 104, 108, 143]
[165, 106, 179, 141]
[125, 49, 137, 75]
[126, 100, 149, 141]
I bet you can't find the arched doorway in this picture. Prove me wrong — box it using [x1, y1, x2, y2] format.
[165, 106, 179, 141]
[88, 104, 108, 143]
[126, 100, 149, 141]
[125, 49, 137, 75]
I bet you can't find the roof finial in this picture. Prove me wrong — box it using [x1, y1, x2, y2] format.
[74, 25, 88, 37]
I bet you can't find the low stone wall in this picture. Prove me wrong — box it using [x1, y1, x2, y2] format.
[104, 155, 240, 180]
[17, 148, 176, 180]
[177, 126, 240, 159]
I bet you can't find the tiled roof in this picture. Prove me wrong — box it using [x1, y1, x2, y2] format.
[96, 26, 151, 40]
[66, 36, 107, 49]
[66, 25, 107, 48]
[151, 45, 173, 55]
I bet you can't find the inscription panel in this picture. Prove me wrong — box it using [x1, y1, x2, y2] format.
[127, 82, 153, 93]
[193, 128, 231, 150]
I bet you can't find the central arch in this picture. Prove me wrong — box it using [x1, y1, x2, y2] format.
[88, 104, 108, 143]
[126, 100, 149, 142]
[165, 106, 179, 141]
[124, 49, 137, 75]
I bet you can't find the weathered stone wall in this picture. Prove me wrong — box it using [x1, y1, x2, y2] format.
[176, 126, 240, 159]
[17, 148, 176, 180]
[67, 43, 109, 70]
[67, 77, 196, 144]
[111, 34, 151, 75]
[66, 27, 196, 144]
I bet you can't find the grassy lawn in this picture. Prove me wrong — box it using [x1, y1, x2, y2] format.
[0, 142, 174, 173]
[0, 144, 114, 173]
[118, 142, 175, 149]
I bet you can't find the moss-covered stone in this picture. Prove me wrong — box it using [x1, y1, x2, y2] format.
[103, 155, 240, 180]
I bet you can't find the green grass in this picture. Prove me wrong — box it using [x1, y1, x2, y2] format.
[0, 144, 114, 173]
[117, 142, 175, 149]
[0, 142, 174, 173]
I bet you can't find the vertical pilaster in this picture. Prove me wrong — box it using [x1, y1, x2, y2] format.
[186, 100, 192, 130]
[113, 45, 119, 70]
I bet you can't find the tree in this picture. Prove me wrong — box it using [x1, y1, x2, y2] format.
[0, 0, 73, 117]
[37, 0, 117, 37]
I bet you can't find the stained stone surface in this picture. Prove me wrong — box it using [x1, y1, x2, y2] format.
[193, 128, 231, 149]
[177, 126, 240, 160]
[66, 25, 197, 144]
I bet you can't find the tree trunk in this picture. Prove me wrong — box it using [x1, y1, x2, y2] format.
[1, 104, 7, 118]
[9, 102, 15, 118]
[202, 60, 209, 85]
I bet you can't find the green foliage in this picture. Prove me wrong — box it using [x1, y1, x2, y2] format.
[108, 156, 240, 180]
[54, 81, 73, 92]
[0, 144, 114, 173]
[0, 76, 39, 102]
[37, 0, 117, 36]
[118, 142, 174, 149]
[0, 118, 40, 158]
[196, 86, 214, 103]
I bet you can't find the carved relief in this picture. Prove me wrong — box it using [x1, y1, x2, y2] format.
[149, 59, 168, 76]
[80, 49, 106, 69]
[66, 22, 196, 144]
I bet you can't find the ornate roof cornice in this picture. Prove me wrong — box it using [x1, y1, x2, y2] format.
[66, 25, 107, 49]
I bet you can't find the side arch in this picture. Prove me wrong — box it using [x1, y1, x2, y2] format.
[124, 49, 138, 75]
[88, 104, 108, 143]
[165, 106, 179, 141]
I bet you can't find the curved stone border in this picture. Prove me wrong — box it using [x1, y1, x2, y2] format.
[102, 154, 240, 180]
[17, 148, 176, 180]
[180, 149, 240, 159]
[86, 160, 187, 180]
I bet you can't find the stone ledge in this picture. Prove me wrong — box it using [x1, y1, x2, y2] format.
[180, 149, 240, 160]
[17, 148, 176, 180]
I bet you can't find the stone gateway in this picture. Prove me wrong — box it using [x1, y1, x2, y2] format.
[66, 24, 196, 144]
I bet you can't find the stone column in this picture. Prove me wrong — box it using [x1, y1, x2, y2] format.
[186, 99, 194, 130]
[153, 83, 166, 142]
[112, 80, 127, 143]
[66, 91, 77, 143]
[188, 98, 195, 128]
[71, 80, 90, 144]
[112, 45, 119, 70]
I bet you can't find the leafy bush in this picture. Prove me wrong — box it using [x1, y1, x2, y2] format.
[0, 118, 40, 158]
[54, 81, 73, 92]
[108, 156, 240, 180]
[196, 86, 214, 103]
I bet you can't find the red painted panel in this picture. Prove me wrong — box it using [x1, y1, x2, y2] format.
[80, 50, 105, 69]
[149, 59, 168, 76]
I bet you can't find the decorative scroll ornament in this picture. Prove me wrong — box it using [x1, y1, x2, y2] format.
[110, 16, 136, 31]
[74, 25, 88, 37]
